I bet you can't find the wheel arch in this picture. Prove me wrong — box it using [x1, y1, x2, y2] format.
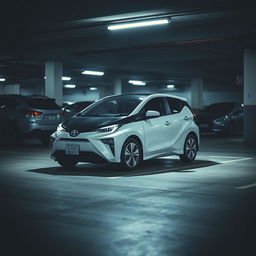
[122, 135, 144, 160]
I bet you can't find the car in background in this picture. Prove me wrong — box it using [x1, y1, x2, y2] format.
[0, 94, 63, 145]
[195, 102, 244, 135]
[50, 94, 199, 170]
[62, 101, 94, 119]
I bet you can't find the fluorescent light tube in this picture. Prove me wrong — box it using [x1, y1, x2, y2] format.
[82, 70, 104, 76]
[0, 78, 6, 82]
[128, 80, 146, 86]
[62, 76, 71, 81]
[167, 84, 175, 89]
[64, 84, 76, 88]
[89, 87, 98, 91]
[108, 18, 169, 31]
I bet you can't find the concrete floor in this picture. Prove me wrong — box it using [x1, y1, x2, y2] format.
[0, 134, 255, 256]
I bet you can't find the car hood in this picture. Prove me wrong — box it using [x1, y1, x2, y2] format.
[63, 115, 127, 132]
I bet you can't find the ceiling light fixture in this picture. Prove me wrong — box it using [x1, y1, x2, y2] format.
[0, 78, 6, 82]
[89, 87, 98, 91]
[167, 84, 175, 89]
[108, 18, 169, 31]
[44, 76, 72, 81]
[64, 84, 76, 89]
[128, 80, 146, 86]
[62, 76, 71, 81]
[82, 70, 104, 76]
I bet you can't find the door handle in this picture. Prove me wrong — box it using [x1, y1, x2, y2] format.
[165, 121, 171, 126]
[184, 116, 189, 121]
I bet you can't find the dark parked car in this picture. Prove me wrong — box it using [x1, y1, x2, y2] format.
[63, 101, 94, 119]
[0, 94, 63, 145]
[195, 102, 244, 135]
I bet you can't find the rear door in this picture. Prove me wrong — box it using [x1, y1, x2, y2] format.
[166, 97, 192, 149]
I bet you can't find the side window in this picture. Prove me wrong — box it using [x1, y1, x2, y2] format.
[167, 98, 184, 114]
[142, 97, 167, 116]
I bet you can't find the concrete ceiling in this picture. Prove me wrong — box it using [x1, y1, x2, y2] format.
[0, 0, 255, 88]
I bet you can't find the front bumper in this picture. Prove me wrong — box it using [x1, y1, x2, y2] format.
[50, 130, 125, 164]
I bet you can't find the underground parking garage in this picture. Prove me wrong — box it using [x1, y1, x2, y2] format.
[0, 1, 256, 255]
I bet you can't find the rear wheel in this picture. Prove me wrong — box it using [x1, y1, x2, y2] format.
[57, 158, 78, 168]
[120, 138, 142, 170]
[179, 134, 198, 163]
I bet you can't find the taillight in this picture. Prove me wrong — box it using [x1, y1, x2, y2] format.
[60, 111, 65, 116]
[26, 111, 43, 117]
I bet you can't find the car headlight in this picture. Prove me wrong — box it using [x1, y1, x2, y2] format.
[215, 115, 228, 123]
[97, 124, 119, 133]
[57, 123, 65, 132]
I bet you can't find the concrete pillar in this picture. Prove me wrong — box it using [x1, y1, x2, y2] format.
[114, 78, 122, 95]
[45, 62, 63, 105]
[243, 50, 256, 143]
[190, 78, 203, 110]
[0, 84, 20, 94]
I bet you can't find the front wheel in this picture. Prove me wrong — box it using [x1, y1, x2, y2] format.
[57, 158, 78, 168]
[120, 138, 142, 170]
[179, 134, 198, 163]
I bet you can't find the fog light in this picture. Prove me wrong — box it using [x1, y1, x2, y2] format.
[101, 138, 115, 155]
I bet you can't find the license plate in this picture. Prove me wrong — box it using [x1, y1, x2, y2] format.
[199, 123, 209, 128]
[45, 115, 58, 120]
[65, 144, 79, 155]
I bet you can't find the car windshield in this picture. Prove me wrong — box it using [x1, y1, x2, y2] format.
[203, 103, 235, 113]
[79, 96, 145, 117]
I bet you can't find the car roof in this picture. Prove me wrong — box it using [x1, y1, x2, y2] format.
[0, 94, 55, 100]
[101, 93, 187, 102]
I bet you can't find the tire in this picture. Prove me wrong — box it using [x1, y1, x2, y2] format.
[120, 138, 142, 170]
[57, 158, 78, 168]
[179, 134, 198, 163]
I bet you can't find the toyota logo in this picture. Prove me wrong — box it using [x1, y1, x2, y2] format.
[70, 130, 79, 137]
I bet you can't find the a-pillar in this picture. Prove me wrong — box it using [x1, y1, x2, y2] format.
[243, 50, 256, 143]
[114, 78, 122, 95]
[45, 62, 63, 105]
[190, 78, 203, 111]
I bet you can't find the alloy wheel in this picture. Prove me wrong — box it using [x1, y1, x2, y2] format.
[124, 142, 140, 168]
[185, 137, 197, 160]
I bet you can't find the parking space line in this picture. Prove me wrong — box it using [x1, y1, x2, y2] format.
[219, 158, 253, 164]
[209, 156, 246, 159]
[237, 183, 256, 190]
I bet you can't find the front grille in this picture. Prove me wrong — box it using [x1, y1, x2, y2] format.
[59, 138, 89, 142]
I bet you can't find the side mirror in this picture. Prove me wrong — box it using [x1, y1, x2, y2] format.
[145, 110, 160, 118]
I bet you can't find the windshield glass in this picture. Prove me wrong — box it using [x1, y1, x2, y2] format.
[79, 96, 145, 117]
[203, 103, 235, 113]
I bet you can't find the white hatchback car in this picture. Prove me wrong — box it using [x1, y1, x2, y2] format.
[50, 94, 199, 170]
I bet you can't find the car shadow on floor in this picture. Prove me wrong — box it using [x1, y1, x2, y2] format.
[27, 158, 219, 177]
